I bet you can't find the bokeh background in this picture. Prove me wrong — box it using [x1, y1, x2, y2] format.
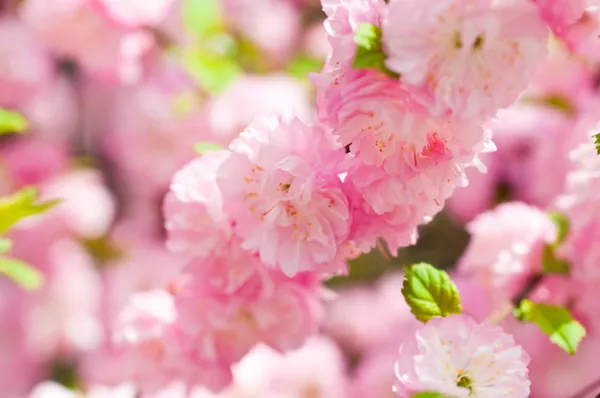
[1, 0, 596, 397]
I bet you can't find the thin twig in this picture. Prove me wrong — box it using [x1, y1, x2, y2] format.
[566, 377, 600, 398]
[484, 274, 545, 325]
[376, 239, 392, 264]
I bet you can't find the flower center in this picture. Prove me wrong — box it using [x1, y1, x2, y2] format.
[457, 374, 474, 393]
[472, 35, 484, 50]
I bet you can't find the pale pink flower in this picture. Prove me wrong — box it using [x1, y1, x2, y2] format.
[29, 382, 137, 398]
[383, 0, 548, 120]
[164, 151, 232, 260]
[0, 139, 69, 195]
[0, 17, 52, 109]
[29, 382, 77, 398]
[458, 202, 557, 299]
[304, 23, 330, 60]
[175, 269, 323, 367]
[24, 238, 103, 358]
[103, 57, 209, 199]
[229, 337, 348, 398]
[0, 281, 43, 397]
[558, 8, 600, 61]
[324, 272, 419, 353]
[321, 0, 387, 69]
[554, 141, 600, 333]
[313, 67, 493, 249]
[110, 290, 232, 393]
[222, 0, 301, 63]
[216, 116, 351, 277]
[92, 0, 176, 28]
[22, 76, 79, 143]
[40, 168, 117, 239]
[20, 0, 154, 82]
[531, 0, 588, 32]
[351, 350, 398, 398]
[207, 74, 314, 145]
[101, 226, 186, 324]
[394, 314, 531, 397]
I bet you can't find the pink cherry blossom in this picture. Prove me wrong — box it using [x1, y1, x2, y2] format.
[313, 67, 493, 250]
[102, 57, 209, 200]
[175, 268, 324, 367]
[0, 17, 52, 109]
[164, 151, 232, 260]
[0, 138, 69, 195]
[207, 74, 314, 145]
[216, 115, 351, 277]
[323, 272, 419, 354]
[110, 290, 233, 393]
[229, 337, 348, 398]
[394, 314, 531, 397]
[458, 202, 557, 300]
[40, 168, 117, 239]
[92, 0, 176, 28]
[352, 350, 398, 398]
[321, 0, 386, 70]
[222, 0, 301, 63]
[19, 0, 154, 82]
[531, 0, 588, 33]
[383, 0, 548, 120]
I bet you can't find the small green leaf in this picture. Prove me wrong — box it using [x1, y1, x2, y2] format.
[593, 133, 600, 155]
[0, 238, 11, 253]
[287, 55, 324, 79]
[181, 49, 242, 93]
[195, 142, 224, 155]
[548, 211, 570, 246]
[412, 393, 450, 398]
[0, 187, 61, 235]
[181, 0, 222, 39]
[0, 257, 43, 290]
[0, 108, 28, 135]
[352, 23, 399, 78]
[402, 263, 462, 323]
[515, 299, 586, 355]
[542, 244, 570, 275]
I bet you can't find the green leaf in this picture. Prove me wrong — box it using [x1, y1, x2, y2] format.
[594, 133, 600, 155]
[287, 55, 324, 79]
[515, 300, 586, 355]
[412, 393, 450, 398]
[352, 23, 399, 78]
[0, 108, 28, 135]
[542, 244, 570, 275]
[181, 49, 242, 93]
[548, 211, 570, 246]
[402, 262, 462, 323]
[0, 187, 61, 235]
[181, 0, 222, 39]
[0, 256, 43, 290]
[195, 142, 224, 155]
[0, 238, 11, 253]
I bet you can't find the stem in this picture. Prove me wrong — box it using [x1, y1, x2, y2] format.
[566, 377, 600, 398]
[485, 274, 545, 325]
[511, 274, 544, 307]
[376, 239, 392, 264]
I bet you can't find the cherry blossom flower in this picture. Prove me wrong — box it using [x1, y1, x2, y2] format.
[383, 0, 548, 120]
[458, 202, 557, 300]
[394, 314, 531, 397]
[216, 115, 351, 277]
